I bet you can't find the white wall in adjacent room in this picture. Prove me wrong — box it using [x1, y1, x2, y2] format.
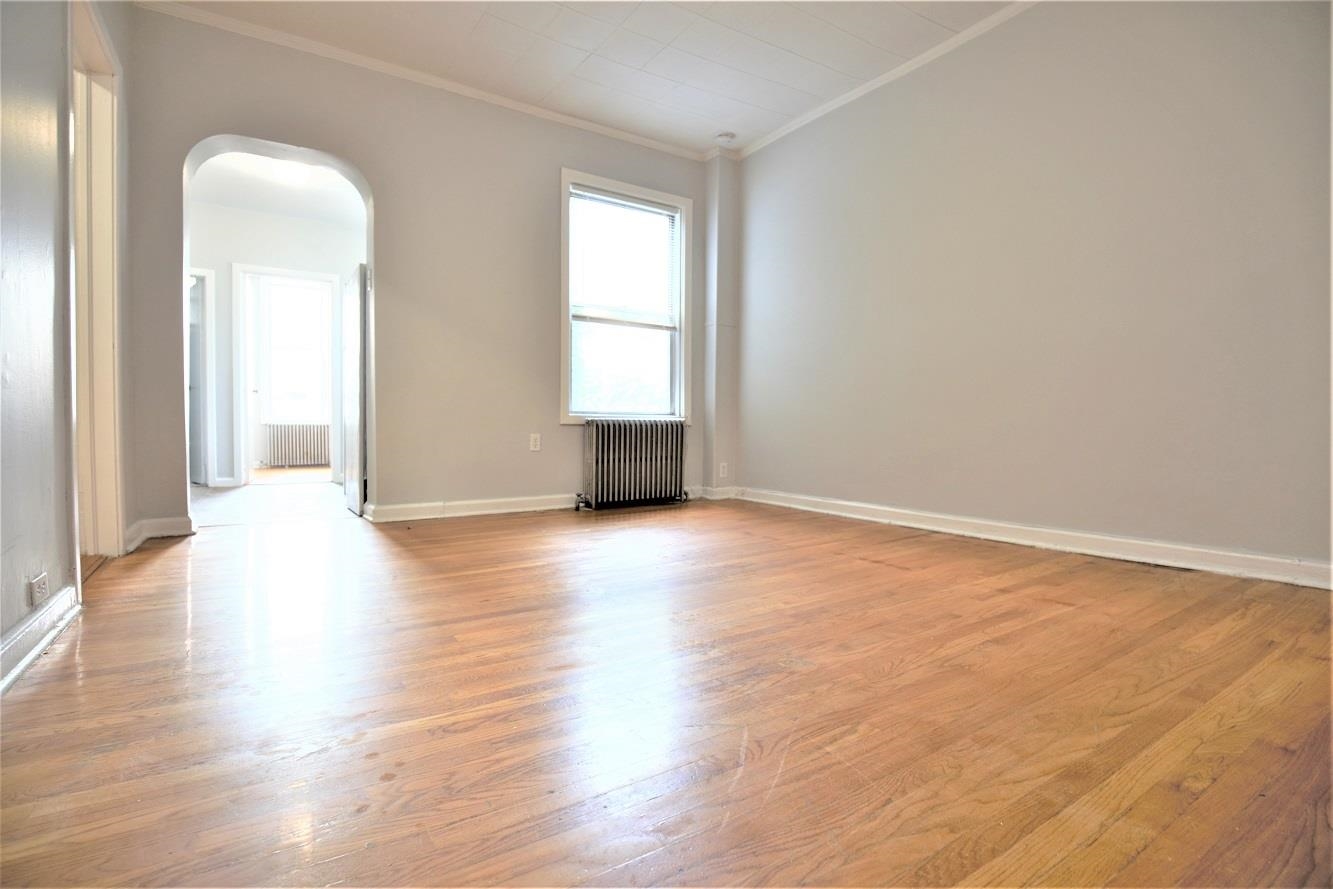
[186, 198, 365, 482]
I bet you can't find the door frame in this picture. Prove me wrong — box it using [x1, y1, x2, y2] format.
[69, 0, 126, 558]
[187, 268, 217, 485]
[232, 263, 341, 486]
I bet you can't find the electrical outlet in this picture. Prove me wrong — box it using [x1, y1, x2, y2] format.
[529, 433, 541, 452]
[719, 462, 729, 479]
[28, 572, 49, 607]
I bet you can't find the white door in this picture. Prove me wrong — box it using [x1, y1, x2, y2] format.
[187, 277, 206, 486]
[342, 264, 367, 515]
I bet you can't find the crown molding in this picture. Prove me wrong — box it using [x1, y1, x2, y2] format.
[740, 2, 1038, 159]
[136, 1, 710, 162]
[703, 146, 743, 162]
[138, 1, 1036, 167]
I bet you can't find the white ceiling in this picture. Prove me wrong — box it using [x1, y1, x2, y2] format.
[190, 152, 367, 227]
[174, 2, 1014, 155]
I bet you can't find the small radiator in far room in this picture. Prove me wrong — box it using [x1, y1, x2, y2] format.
[263, 423, 330, 467]
[578, 418, 687, 510]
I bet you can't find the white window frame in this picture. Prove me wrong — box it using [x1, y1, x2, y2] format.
[560, 168, 692, 425]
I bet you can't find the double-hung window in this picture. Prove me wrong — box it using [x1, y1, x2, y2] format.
[561, 169, 690, 423]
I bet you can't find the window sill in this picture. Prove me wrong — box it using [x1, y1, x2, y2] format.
[561, 414, 691, 426]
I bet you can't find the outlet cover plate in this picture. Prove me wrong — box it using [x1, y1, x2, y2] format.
[28, 572, 49, 607]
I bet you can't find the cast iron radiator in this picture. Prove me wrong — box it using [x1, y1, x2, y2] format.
[577, 418, 687, 510]
[263, 423, 330, 467]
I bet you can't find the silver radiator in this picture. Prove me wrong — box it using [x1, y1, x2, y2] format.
[578, 418, 687, 510]
[263, 423, 330, 467]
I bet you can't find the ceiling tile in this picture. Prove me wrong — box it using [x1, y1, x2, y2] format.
[596, 29, 665, 68]
[545, 75, 627, 118]
[729, 103, 793, 137]
[795, 2, 955, 59]
[622, 2, 702, 43]
[573, 54, 678, 102]
[592, 98, 725, 148]
[487, 68, 559, 105]
[488, 62, 570, 107]
[723, 33, 861, 98]
[752, 6, 906, 80]
[543, 6, 616, 51]
[694, 2, 784, 33]
[671, 18, 741, 59]
[899, 2, 1009, 32]
[561, 1, 640, 25]
[660, 83, 785, 132]
[515, 34, 589, 80]
[440, 43, 520, 93]
[729, 75, 824, 118]
[644, 46, 820, 115]
[471, 13, 538, 57]
[488, 2, 560, 32]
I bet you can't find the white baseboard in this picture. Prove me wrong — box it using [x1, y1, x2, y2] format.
[739, 488, 1332, 591]
[363, 501, 444, 523]
[1, 585, 80, 694]
[445, 494, 573, 518]
[365, 494, 574, 523]
[124, 516, 196, 554]
[698, 486, 741, 500]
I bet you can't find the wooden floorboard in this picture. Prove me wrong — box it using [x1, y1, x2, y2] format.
[1, 501, 1328, 886]
[79, 553, 108, 584]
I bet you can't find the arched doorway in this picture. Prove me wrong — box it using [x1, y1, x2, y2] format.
[182, 136, 374, 525]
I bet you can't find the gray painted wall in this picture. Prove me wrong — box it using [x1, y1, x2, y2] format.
[739, 1, 1330, 561]
[1, 1, 74, 636]
[125, 7, 708, 522]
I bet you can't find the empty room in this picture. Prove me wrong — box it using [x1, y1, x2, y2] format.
[0, 1, 1328, 887]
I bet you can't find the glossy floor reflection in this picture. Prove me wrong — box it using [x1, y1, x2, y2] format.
[190, 470, 349, 527]
[1, 502, 1328, 886]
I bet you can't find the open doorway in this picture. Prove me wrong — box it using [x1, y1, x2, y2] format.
[184, 147, 369, 528]
[71, 1, 125, 578]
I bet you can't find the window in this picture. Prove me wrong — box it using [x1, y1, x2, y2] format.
[562, 169, 691, 423]
[243, 271, 334, 424]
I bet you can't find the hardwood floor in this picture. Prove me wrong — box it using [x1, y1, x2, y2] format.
[189, 477, 350, 528]
[79, 553, 108, 584]
[1, 501, 1328, 886]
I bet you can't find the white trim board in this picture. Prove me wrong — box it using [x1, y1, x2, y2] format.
[1, 585, 80, 694]
[125, 516, 196, 553]
[365, 494, 575, 523]
[70, 26, 127, 559]
[363, 501, 444, 523]
[737, 488, 1332, 591]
